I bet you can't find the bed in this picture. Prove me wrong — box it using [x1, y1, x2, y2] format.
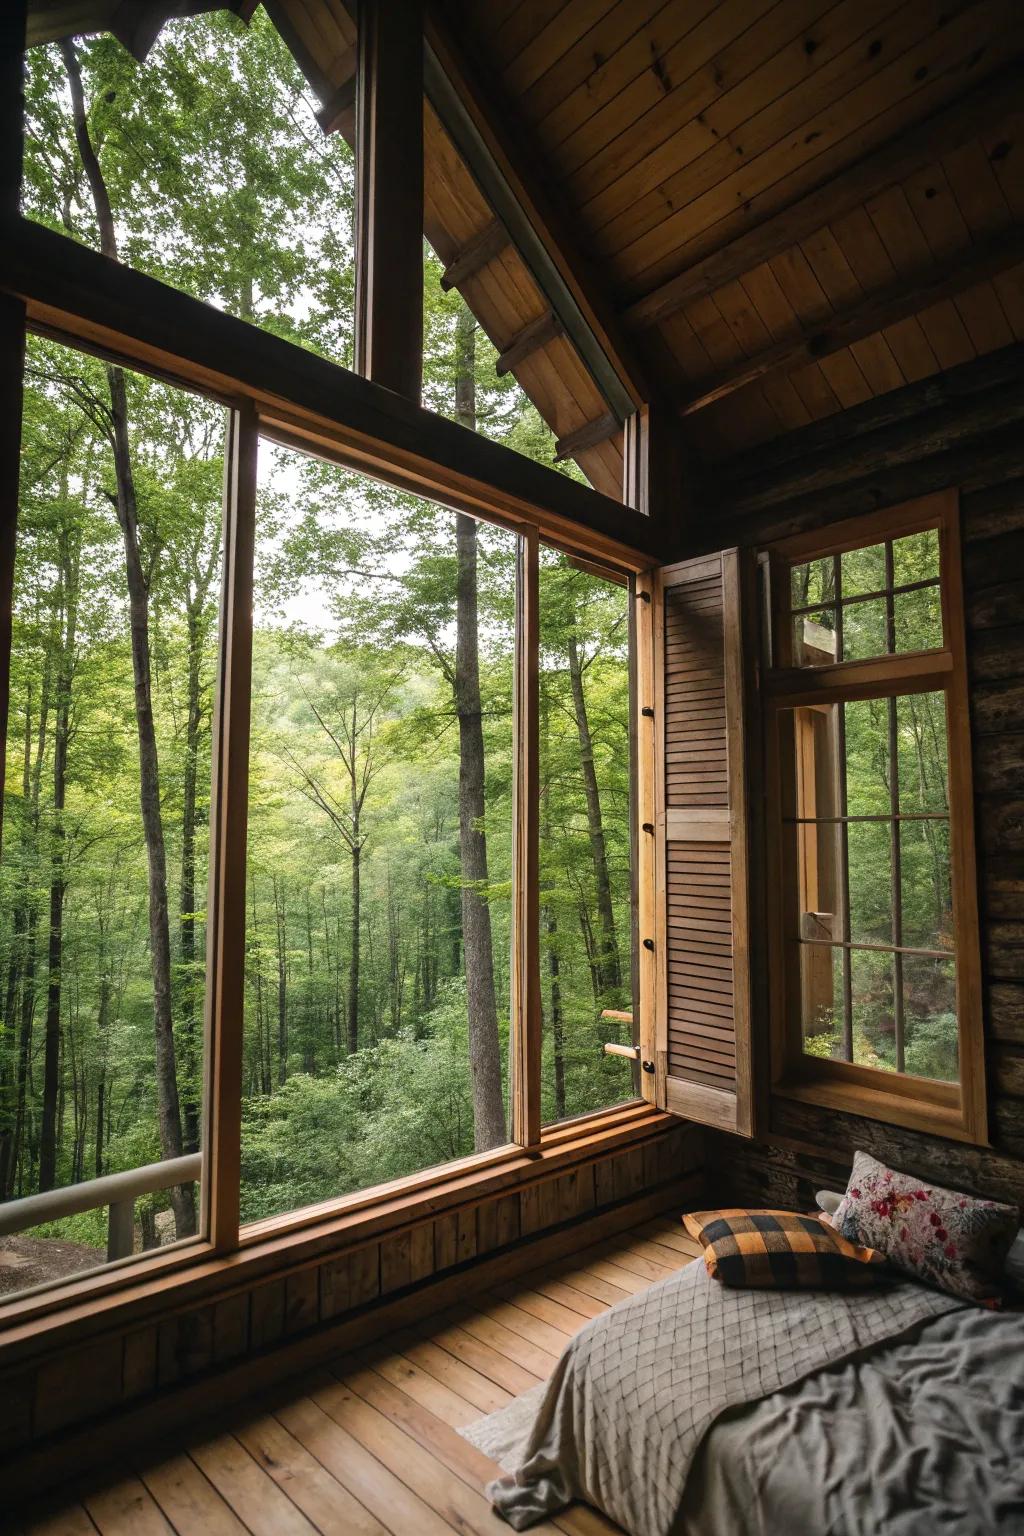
[473, 1253, 1024, 1535]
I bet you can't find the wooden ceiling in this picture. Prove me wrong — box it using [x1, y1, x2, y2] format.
[447, 0, 1024, 462]
[23, 0, 1024, 483]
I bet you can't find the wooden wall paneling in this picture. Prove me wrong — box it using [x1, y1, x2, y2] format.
[579, 0, 897, 240]
[615, 3, 1024, 295]
[212, 1293, 250, 1365]
[626, 59, 1024, 330]
[285, 1267, 320, 1332]
[122, 1328, 159, 1401]
[34, 1337, 124, 1439]
[248, 1279, 286, 1350]
[516, 0, 668, 134]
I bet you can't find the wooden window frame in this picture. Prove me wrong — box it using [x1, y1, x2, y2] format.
[764, 491, 987, 1145]
[0, 289, 649, 1335]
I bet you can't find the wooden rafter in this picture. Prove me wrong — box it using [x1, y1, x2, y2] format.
[679, 225, 1024, 416]
[555, 411, 621, 462]
[439, 218, 509, 291]
[624, 61, 1024, 332]
[316, 75, 355, 137]
[495, 308, 562, 376]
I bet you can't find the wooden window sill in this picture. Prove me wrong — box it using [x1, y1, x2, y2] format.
[773, 1071, 981, 1145]
[0, 1099, 665, 1360]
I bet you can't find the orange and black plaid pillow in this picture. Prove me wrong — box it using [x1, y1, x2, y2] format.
[683, 1208, 888, 1290]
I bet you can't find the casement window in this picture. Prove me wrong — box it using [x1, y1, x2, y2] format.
[762, 492, 985, 1143]
[637, 491, 984, 1147]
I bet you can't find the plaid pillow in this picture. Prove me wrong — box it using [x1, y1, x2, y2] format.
[683, 1208, 888, 1290]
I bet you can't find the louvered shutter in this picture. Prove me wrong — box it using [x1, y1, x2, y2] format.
[638, 550, 754, 1136]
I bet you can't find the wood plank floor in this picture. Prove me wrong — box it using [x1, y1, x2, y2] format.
[21, 1219, 702, 1536]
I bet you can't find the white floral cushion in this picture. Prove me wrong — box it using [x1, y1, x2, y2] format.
[832, 1151, 1019, 1306]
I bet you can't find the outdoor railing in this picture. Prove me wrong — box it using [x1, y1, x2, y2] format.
[0, 1153, 202, 1262]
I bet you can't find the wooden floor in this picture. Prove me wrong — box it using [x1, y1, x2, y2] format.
[21, 1218, 701, 1536]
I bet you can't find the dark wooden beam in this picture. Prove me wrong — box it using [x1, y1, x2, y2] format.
[0, 218, 656, 560]
[440, 219, 509, 292]
[424, 1, 645, 419]
[316, 75, 356, 138]
[260, 0, 335, 122]
[625, 61, 1024, 331]
[354, 0, 424, 402]
[2, 0, 25, 220]
[555, 412, 621, 462]
[680, 225, 1024, 416]
[495, 309, 562, 376]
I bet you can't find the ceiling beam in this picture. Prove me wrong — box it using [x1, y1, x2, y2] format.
[316, 75, 355, 137]
[625, 61, 1024, 333]
[679, 224, 1024, 416]
[440, 219, 509, 292]
[354, 0, 424, 403]
[496, 309, 563, 376]
[423, 0, 645, 420]
[555, 412, 621, 461]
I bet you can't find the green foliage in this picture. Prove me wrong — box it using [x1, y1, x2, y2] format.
[1, 18, 634, 1260]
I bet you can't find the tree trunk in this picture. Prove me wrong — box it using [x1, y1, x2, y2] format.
[567, 629, 621, 996]
[453, 301, 505, 1150]
[61, 40, 193, 1237]
[273, 874, 287, 1085]
[546, 903, 566, 1121]
[178, 602, 203, 1153]
[348, 833, 360, 1055]
[39, 515, 79, 1191]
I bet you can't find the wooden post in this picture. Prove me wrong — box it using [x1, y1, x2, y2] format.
[0, 6, 26, 857]
[203, 402, 258, 1252]
[354, 0, 424, 402]
[511, 528, 541, 1148]
[106, 1199, 135, 1262]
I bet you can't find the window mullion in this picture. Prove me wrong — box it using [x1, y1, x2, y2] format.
[511, 526, 541, 1148]
[203, 400, 258, 1253]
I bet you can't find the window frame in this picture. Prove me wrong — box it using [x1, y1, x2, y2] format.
[763, 491, 987, 1145]
[0, 305, 649, 1330]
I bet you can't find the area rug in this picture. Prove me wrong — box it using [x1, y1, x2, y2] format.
[457, 1381, 547, 1471]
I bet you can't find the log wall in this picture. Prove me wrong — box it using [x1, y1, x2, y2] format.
[696, 343, 1024, 1210]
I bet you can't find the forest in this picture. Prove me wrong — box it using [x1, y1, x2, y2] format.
[0, 11, 633, 1284]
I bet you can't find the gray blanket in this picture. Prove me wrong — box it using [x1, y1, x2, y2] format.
[486, 1261, 964, 1535]
[676, 1305, 1024, 1536]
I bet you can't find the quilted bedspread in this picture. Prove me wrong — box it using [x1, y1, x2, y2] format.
[486, 1257, 962, 1534]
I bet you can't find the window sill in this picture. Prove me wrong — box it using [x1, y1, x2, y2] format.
[773, 1064, 980, 1144]
[0, 1099, 665, 1360]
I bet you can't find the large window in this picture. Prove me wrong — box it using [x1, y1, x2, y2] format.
[766, 495, 984, 1140]
[0, 337, 224, 1296]
[0, 341, 639, 1305]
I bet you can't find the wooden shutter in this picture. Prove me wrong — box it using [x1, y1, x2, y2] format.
[638, 551, 754, 1136]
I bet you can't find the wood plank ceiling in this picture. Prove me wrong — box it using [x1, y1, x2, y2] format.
[447, 0, 1024, 463]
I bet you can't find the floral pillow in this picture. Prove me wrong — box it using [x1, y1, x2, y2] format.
[831, 1151, 1019, 1306]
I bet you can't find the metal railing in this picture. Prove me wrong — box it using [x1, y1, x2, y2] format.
[0, 1153, 202, 1261]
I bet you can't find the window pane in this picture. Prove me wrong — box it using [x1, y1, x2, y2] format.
[847, 821, 893, 945]
[791, 608, 837, 665]
[900, 821, 952, 951]
[850, 948, 896, 1072]
[893, 529, 940, 585]
[538, 551, 634, 1126]
[840, 540, 886, 598]
[893, 583, 942, 652]
[24, 15, 357, 368]
[895, 693, 948, 814]
[799, 942, 843, 1057]
[842, 596, 889, 661]
[791, 557, 835, 609]
[240, 445, 515, 1224]
[844, 698, 892, 816]
[902, 955, 958, 1082]
[0, 338, 220, 1298]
